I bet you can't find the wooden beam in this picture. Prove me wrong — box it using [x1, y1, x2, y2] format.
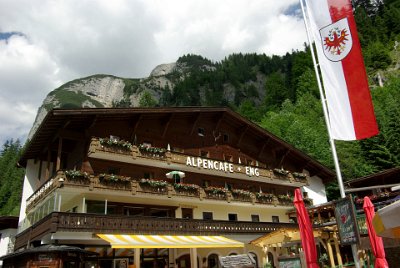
[236, 125, 249, 147]
[190, 113, 201, 136]
[56, 137, 63, 171]
[257, 138, 270, 158]
[277, 148, 291, 168]
[162, 113, 174, 138]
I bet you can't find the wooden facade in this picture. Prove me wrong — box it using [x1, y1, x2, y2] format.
[14, 107, 335, 268]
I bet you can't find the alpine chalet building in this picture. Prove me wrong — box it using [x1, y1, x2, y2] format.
[14, 107, 334, 268]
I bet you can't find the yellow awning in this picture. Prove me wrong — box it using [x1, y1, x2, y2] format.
[250, 228, 325, 247]
[97, 234, 244, 248]
[373, 200, 400, 238]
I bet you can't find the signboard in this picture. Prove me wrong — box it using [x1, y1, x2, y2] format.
[278, 258, 301, 268]
[219, 254, 256, 268]
[334, 195, 360, 245]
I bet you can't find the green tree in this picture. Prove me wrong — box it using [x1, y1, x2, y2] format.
[0, 140, 24, 215]
[138, 91, 158, 107]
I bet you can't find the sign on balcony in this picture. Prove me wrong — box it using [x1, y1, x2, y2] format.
[186, 156, 260, 177]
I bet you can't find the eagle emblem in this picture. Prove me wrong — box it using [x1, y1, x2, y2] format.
[319, 18, 353, 62]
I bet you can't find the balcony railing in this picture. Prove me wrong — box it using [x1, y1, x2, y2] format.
[15, 211, 298, 250]
[26, 171, 300, 212]
[89, 137, 309, 185]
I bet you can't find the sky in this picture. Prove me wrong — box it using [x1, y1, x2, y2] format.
[0, 0, 308, 147]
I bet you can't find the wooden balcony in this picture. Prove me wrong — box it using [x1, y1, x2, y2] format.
[15, 211, 298, 250]
[26, 171, 297, 213]
[88, 138, 309, 187]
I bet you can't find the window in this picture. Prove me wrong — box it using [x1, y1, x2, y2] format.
[198, 127, 205, 137]
[225, 183, 233, 191]
[182, 208, 193, 219]
[124, 206, 145, 216]
[228, 213, 238, 221]
[251, 215, 260, 222]
[223, 133, 229, 142]
[203, 212, 213, 220]
[224, 154, 233, 162]
[86, 201, 105, 214]
[108, 167, 120, 175]
[150, 208, 170, 217]
[203, 180, 210, 187]
[200, 150, 209, 157]
[272, 216, 280, 223]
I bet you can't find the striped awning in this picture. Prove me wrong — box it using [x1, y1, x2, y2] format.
[373, 200, 400, 238]
[97, 234, 244, 248]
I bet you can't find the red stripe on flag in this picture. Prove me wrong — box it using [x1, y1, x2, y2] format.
[328, 0, 379, 139]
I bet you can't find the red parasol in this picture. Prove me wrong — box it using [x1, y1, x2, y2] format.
[294, 188, 319, 268]
[363, 196, 389, 268]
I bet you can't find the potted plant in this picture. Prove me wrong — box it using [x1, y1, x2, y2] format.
[231, 189, 252, 199]
[273, 168, 289, 176]
[99, 173, 131, 183]
[99, 137, 132, 151]
[256, 192, 274, 203]
[139, 178, 168, 188]
[204, 186, 228, 196]
[65, 170, 89, 180]
[173, 183, 199, 192]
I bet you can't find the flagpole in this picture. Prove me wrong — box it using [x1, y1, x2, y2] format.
[299, 0, 360, 267]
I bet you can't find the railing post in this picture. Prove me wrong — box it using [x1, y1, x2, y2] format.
[131, 145, 138, 159]
[131, 180, 138, 195]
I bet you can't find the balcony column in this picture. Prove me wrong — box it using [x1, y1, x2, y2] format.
[190, 248, 198, 268]
[134, 248, 140, 268]
[45, 149, 51, 180]
[326, 240, 335, 268]
[333, 234, 343, 266]
[56, 137, 63, 171]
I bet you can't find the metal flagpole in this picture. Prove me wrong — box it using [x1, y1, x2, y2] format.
[299, 0, 360, 267]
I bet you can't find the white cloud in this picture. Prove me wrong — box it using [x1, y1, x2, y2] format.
[0, 0, 308, 146]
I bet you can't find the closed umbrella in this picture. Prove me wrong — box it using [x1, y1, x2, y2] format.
[166, 171, 185, 182]
[363, 196, 389, 268]
[294, 188, 319, 268]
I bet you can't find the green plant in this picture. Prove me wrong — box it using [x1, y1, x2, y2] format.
[99, 137, 132, 150]
[99, 174, 131, 183]
[138, 144, 166, 156]
[273, 168, 289, 176]
[292, 172, 307, 179]
[278, 194, 293, 202]
[65, 170, 89, 180]
[140, 178, 168, 188]
[232, 189, 252, 197]
[204, 186, 228, 195]
[173, 183, 199, 191]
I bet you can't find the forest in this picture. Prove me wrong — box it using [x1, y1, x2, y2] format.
[1, 0, 399, 215]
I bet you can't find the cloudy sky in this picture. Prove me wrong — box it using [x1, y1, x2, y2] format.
[0, 0, 308, 146]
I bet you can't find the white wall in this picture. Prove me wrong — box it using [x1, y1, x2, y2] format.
[0, 228, 17, 262]
[18, 159, 48, 232]
[303, 175, 328, 205]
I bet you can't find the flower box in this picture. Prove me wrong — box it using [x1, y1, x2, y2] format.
[273, 168, 289, 176]
[139, 178, 168, 188]
[99, 174, 131, 183]
[278, 194, 293, 204]
[256, 193, 275, 203]
[138, 144, 166, 157]
[65, 170, 89, 180]
[99, 137, 133, 151]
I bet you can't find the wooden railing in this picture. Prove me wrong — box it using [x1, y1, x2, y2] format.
[27, 172, 301, 214]
[15, 211, 298, 250]
[89, 137, 309, 185]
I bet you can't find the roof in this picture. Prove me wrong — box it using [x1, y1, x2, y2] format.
[345, 167, 400, 187]
[1, 244, 98, 260]
[0, 216, 18, 230]
[19, 107, 335, 180]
